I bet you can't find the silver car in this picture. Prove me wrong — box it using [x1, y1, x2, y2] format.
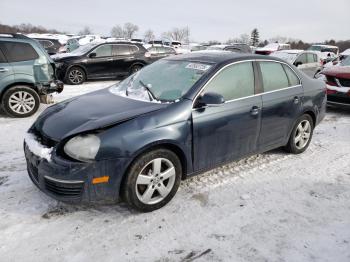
[271, 50, 322, 78]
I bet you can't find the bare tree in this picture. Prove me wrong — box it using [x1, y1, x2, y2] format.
[144, 29, 155, 42]
[163, 27, 190, 43]
[79, 26, 92, 35]
[111, 25, 124, 38]
[123, 22, 139, 39]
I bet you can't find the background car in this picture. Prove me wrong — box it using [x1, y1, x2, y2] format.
[319, 56, 350, 107]
[52, 42, 150, 84]
[0, 34, 63, 117]
[255, 43, 291, 55]
[307, 44, 339, 56]
[271, 50, 322, 77]
[223, 44, 252, 53]
[24, 52, 326, 212]
[145, 45, 176, 61]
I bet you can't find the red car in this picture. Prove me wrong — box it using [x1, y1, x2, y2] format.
[321, 56, 350, 107]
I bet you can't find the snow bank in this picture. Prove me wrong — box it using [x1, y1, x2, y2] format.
[24, 133, 53, 162]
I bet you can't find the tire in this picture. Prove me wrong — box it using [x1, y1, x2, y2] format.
[122, 148, 182, 212]
[129, 64, 143, 75]
[65, 66, 86, 85]
[2, 85, 40, 118]
[284, 114, 314, 154]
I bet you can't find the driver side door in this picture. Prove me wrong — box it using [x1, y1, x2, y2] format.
[84, 44, 114, 78]
[192, 61, 262, 171]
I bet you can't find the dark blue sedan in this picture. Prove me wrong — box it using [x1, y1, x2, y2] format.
[24, 52, 327, 212]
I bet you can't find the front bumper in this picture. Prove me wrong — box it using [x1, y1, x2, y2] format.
[36, 80, 64, 95]
[24, 142, 130, 204]
[326, 85, 350, 107]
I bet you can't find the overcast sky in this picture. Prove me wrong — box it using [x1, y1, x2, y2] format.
[0, 0, 349, 42]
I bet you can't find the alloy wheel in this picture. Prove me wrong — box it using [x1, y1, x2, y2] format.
[8, 91, 36, 115]
[294, 120, 311, 149]
[68, 69, 84, 84]
[135, 158, 176, 205]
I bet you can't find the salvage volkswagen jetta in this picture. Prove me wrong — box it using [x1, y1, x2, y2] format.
[24, 52, 326, 212]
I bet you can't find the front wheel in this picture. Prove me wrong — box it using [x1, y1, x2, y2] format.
[284, 114, 314, 154]
[66, 66, 86, 85]
[122, 149, 182, 212]
[2, 86, 40, 118]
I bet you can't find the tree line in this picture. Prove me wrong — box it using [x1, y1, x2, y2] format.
[1, 22, 349, 52]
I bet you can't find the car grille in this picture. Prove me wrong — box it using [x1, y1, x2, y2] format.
[337, 77, 350, 87]
[31, 126, 58, 148]
[44, 177, 84, 198]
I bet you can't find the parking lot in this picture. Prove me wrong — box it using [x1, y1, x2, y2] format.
[0, 81, 349, 261]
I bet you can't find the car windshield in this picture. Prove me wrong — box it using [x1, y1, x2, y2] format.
[271, 52, 299, 63]
[110, 59, 212, 102]
[70, 43, 97, 55]
[341, 56, 350, 66]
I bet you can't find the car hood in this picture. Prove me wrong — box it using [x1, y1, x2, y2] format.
[51, 53, 81, 61]
[322, 66, 350, 79]
[34, 88, 167, 141]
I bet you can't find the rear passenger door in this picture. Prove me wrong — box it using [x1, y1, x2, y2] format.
[258, 61, 303, 151]
[0, 45, 14, 89]
[112, 44, 135, 74]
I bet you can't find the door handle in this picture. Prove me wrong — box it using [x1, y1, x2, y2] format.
[107, 58, 113, 61]
[250, 106, 260, 116]
[293, 96, 300, 104]
[0, 68, 9, 73]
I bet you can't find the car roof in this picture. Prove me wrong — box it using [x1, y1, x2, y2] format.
[165, 51, 282, 64]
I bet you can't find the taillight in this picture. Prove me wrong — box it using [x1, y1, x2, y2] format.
[145, 52, 151, 58]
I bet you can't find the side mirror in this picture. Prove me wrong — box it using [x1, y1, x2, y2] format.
[294, 61, 302, 67]
[89, 52, 97, 58]
[195, 92, 225, 107]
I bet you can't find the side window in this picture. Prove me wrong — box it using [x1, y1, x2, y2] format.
[114, 45, 131, 55]
[283, 65, 300, 87]
[306, 53, 316, 63]
[39, 40, 53, 48]
[295, 54, 307, 64]
[130, 45, 139, 53]
[1, 42, 39, 62]
[0, 48, 7, 63]
[260, 62, 289, 92]
[204, 62, 255, 101]
[94, 45, 112, 57]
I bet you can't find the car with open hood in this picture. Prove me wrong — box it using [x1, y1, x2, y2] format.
[24, 52, 326, 212]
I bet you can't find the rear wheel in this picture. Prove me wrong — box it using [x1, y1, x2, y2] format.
[122, 149, 182, 212]
[2, 85, 40, 118]
[284, 114, 314, 154]
[66, 66, 86, 85]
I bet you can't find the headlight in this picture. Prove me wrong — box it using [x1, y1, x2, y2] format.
[64, 134, 100, 162]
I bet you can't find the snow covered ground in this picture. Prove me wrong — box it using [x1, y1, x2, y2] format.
[0, 81, 349, 262]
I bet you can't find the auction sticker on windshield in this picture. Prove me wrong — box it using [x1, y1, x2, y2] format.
[185, 63, 211, 71]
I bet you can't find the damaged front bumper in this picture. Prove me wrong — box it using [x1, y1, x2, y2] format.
[24, 142, 130, 205]
[36, 80, 64, 95]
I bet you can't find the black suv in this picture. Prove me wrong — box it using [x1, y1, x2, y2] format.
[53, 42, 151, 85]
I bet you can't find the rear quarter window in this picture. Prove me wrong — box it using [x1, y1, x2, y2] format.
[283, 65, 300, 86]
[0, 42, 39, 62]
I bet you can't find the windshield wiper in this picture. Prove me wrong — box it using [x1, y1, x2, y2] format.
[138, 80, 158, 101]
